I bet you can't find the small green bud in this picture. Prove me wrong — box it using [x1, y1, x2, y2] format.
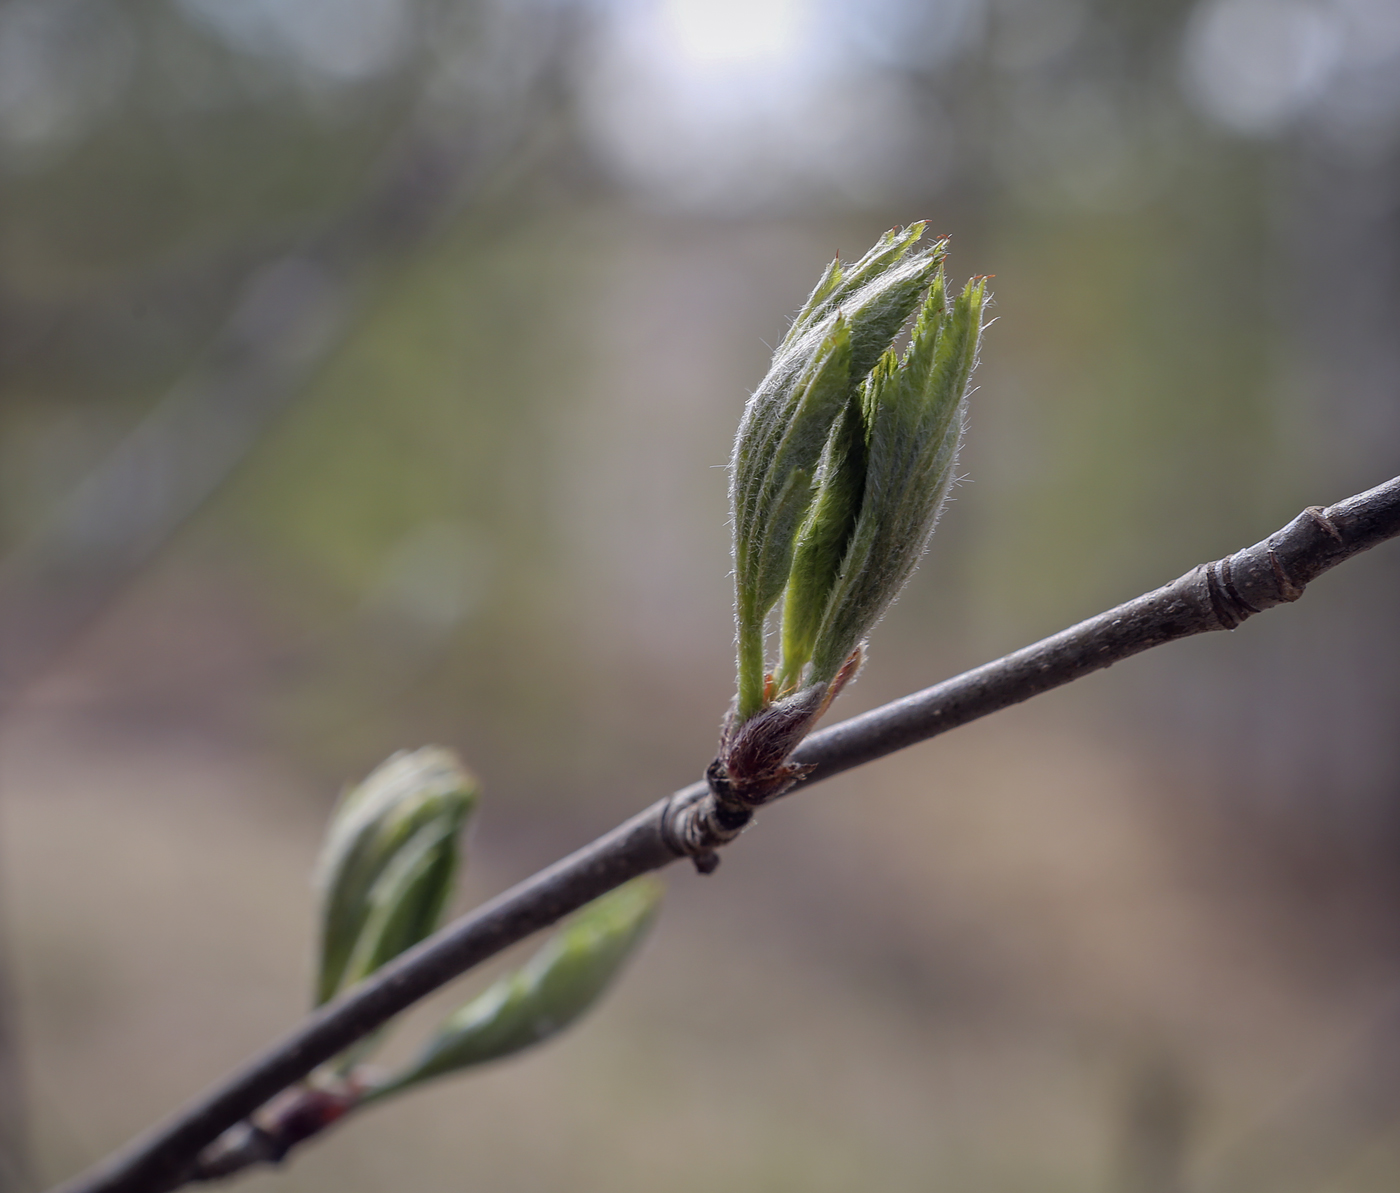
[366, 876, 664, 1098]
[719, 229, 989, 804]
[315, 747, 479, 1005]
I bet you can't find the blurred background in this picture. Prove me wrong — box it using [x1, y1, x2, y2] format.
[0, 0, 1398, 1189]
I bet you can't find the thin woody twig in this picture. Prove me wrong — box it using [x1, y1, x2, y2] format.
[51, 475, 1400, 1193]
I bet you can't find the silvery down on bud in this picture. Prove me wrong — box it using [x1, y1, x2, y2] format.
[720, 224, 989, 804]
[314, 746, 479, 1006]
[363, 875, 664, 1100]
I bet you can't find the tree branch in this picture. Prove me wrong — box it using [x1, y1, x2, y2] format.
[52, 475, 1400, 1193]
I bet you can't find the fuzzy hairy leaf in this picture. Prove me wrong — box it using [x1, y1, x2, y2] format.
[808, 276, 987, 682]
[747, 346, 846, 600]
[779, 223, 946, 352]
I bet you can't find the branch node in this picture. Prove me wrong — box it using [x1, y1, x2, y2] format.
[692, 850, 721, 875]
[1204, 558, 1258, 630]
[660, 766, 755, 871]
[188, 1083, 356, 1183]
[1303, 504, 1345, 545]
[1267, 547, 1305, 602]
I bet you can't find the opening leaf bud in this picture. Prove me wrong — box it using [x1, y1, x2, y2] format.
[720, 227, 989, 803]
[732, 222, 949, 721]
[314, 747, 479, 1006]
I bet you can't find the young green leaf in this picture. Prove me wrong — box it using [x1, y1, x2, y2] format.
[808, 276, 987, 683]
[777, 394, 867, 694]
[733, 318, 851, 717]
[366, 876, 664, 1098]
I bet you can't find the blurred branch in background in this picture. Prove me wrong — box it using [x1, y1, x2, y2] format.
[0, 253, 342, 707]
[0, 1, 572, 709]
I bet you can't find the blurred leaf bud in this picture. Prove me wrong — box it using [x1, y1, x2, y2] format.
[365, 876, 664, 1099]
[314, 747, 479, 1006]
[721, 226, 989, 804]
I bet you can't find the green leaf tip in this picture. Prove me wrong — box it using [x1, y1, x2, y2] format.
[722, 230, 990, 801]
[367, 876, 664, 1098]
[314, 746, 479, 1006]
